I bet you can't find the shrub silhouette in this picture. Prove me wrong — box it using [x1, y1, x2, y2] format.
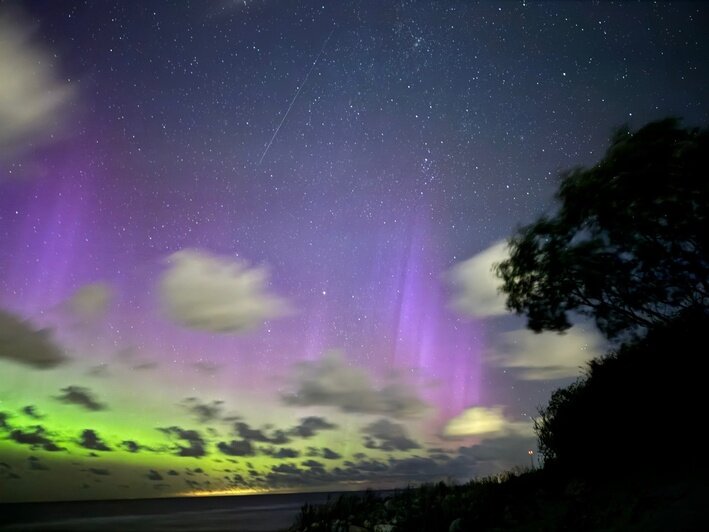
[536, 308, 706, 478]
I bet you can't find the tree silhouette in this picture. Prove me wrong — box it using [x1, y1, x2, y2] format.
[496, 118, 709, 339]
[533, 308, 706, 476]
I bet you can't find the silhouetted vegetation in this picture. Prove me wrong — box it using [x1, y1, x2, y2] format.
[496, 118, 708, 340]
[535, 308, 706, 477]
[290, 119, 708, 530]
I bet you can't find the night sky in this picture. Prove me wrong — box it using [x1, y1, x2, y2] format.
[1, 1, 708, 502]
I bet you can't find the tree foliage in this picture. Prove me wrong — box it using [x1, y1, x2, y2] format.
[534, 309, 706, 476]
[496, 118, 709, 339]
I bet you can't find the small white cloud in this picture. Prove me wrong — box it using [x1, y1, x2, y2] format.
[489, 327, 604, 380]
[443, 406, 532, 439]
[0, 9, 75, 165]
[66, 283, 113, 322]
[159, 249, 291, 333]
[283, 350, 428, 418]
[449, 240, 509, 318]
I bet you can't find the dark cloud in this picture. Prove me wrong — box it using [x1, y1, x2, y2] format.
[305, 446, 342, 460]
[234, 422, 290, 444]
[9, 427, 63, 451]
[288, 416, 337, 439]
[21, 405, 42, 419]
[133, 361, 158, 371]
[159, 426, 207, 458]
[455, 435, 536, 476]
[272, 463, 300, 475]
[56, 386, 106, 411]
[28, 456, 49, 470]
[121, 440, 140, 453]
[362, 419, 420, 452]
[192, 361, 220, 375]
[322, 448, 342, 460]
[168, 469, 180, 476]
[88, 468, 110, 476]
[86, 364, 110, 377]
[226, 473, 248, 488]
[0, 309, 68, 368]
[181, 397, 224, 423]
[0, 411, 10, 430]
[147, 469, 163, 481]
[79, 429, 111, 452]
[265, 463, 334, 488]
[217, 439, 254, 457]
[283, 351, 427, 418]
[263, 447, 300, 459]
[345, 459, 389, 473]
[261, 447, 483, 490]
[302, 459, 325, 470]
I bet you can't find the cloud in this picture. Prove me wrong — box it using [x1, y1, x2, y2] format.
[79, 429, 112, 451]
[488, 327, 604, 380]
[65, 283, 113, 322]
[271, 464, 301, 475]
[362, 419, 420, 452]
[289, 416, 337, 439]
[9, 427, 63, 451]
[457, 435, 537, 476]
[0, 309, 68, 368]
[0, 8, 75, 166]
[159, 249, 291, 333]
[159, 426, 207, 458]
[233, 422, 290, 445]
[263, 435, 530, 488]
[132, 361, 158, 371]
[21, 405, 42, 419]
[449, 240, 509, 318]
[86, 364, 110, 377]
[322, 448, 342, 460]
[88, 468, 110, 476]
[147, 469, 163, 481]
[121, 440, 140, 453]
[263, 447, 300, 459]
[217, 440, 254, 457]
[193, 361, 221, 375]
[442, 406, 533, 439]
[302, 459, 325, 470]
[0, 412, 9, 430]
[283, 351, 427, 418]
[181, 398, 224, 423]
[55, 386, 106, 411]
[28, 456, 49, 471]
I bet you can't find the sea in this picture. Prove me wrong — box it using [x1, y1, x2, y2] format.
[0, 491, 383, 532]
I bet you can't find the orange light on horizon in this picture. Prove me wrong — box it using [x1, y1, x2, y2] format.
[183, 487, 270, 497]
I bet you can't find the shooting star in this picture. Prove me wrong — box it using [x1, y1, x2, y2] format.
[258, 27, 335, 165]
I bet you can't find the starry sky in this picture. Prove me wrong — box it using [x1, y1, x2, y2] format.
[1, 0, 708, 502]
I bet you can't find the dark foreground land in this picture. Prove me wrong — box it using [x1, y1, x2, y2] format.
[289, 471, 708, 531]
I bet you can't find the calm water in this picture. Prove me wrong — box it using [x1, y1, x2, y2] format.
[0, 491, 383, 531]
